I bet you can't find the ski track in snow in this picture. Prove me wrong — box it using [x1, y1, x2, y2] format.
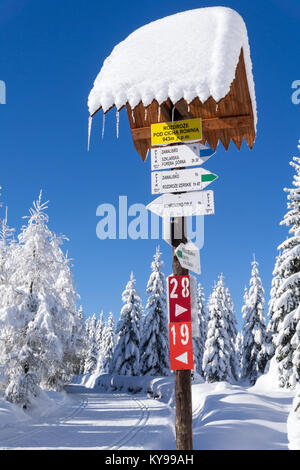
[108, 397, 150, 450]
[0, 385, 174, 450]
[0, 382, 294, 450]
[0, 394, 89, 449]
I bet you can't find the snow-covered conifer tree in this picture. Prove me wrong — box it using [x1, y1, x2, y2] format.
[140, 247, 169, 376]
[111, 272, 142, 376]
[100, 312, 115, 373]
[0, 208, 16, 376]
[203, 276, 235, 383]
[265, 254, 284, 361]
[192, 282, 207, 376]
[5, 345, 40, 409]
[235, 330, 244, 380]
[224, 284, 238, 381]
[71, 305, 87, 375]
[271, 144, 300, 387]
[241, 257, 267, 384]
[3, 193, 79, 401]
[84, 313, 98, 373]
[95, 311, 104, 355]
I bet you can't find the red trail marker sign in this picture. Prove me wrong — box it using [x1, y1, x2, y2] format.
[168, 275, 194, 370]
[168, 275, 192, 323]
[169, 322, 194, 371]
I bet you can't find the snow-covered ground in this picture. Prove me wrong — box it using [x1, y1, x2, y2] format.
[287, 385, 300, 450]
[192, 382, 293, 450]
[0, 372, 294, 450]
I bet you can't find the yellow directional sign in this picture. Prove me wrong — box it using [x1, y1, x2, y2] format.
[151, 118, 202, 146]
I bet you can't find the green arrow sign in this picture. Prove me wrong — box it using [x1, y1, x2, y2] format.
[201, 173, 217, 182]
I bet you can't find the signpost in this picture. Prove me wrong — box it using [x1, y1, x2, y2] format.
[147, 190, 215, 218]
[151, 142, 215, 171]
[89, 7, 257, 452]
[151, 118, 202, 146]
[150, 121, 217, 452]
[151, 167, 218, 195]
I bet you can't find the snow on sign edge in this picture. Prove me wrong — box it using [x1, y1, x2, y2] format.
[88, 6, 257, 129]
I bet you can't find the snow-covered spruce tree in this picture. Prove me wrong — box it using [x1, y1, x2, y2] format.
[71, 305, 87, 375]
[235, 330, 244, 380]
[0, 207, 15, 287]
[140, 247, 169, 376]
[111, 272, 142, 376]
[84, 313, 98, 374]
[95, 311, 104, 356]
[192, 282, 207, 376]
[241, 257, 267, 384]
[100, 312, 115, 373]
[4, 345, 40, 410]
[51, 240, 81, 383]
[0, 208, 16, 379]
[271, 146, 300, 387]
[4, 193, 79, 402]
[265, 253, 284, 362]
[203, 276, 235, 383]
[224, 284, 238, 381]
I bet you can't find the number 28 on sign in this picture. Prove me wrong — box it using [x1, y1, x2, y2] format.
[168, 275, 191, 323]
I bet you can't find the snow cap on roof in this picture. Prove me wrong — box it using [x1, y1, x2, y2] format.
[88, 6, 256, 127]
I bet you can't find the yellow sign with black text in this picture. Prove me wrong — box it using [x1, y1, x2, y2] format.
[151, 118, 202, 146]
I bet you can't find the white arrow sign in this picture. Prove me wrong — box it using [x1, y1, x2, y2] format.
[147, 190, 215, 218]
[175, 241, 201, 274]
[151, 167, 218, 195]
[175, 351, 188, 365]
[175, 304, 188, 317]
[151, 142, 215, 171]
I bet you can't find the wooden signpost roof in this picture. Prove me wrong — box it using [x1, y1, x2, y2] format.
[88, 7, 257, 160]
[125, 50, 255, 160]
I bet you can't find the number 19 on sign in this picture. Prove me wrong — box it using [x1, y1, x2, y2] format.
[169, 322, 194, 370]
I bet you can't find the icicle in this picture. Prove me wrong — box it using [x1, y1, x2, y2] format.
[172, 106, 175, 123]
[116, 109, 120, 139]
[131, 109, 135, 123]
[87, 116, 92, 152]
[102, 112, 106, 140]
[158, 105, 161, 122]
[144, 107, 148, 121]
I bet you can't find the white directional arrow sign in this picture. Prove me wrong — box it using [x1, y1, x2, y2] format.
[175, 240, 201, 275]
[147, 190, 215, 218]
[151, 142, 215, 171]
[151, 167, 218, 195]
[175, 351, 189, 365]
[175, 304, 188, 317]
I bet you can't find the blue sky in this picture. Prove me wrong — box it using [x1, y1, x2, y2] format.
[0, 0, 299, 330]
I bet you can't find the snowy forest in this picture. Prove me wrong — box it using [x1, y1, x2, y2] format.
[1, 143, 300, 413]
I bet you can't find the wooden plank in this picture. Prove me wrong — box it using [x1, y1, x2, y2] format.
[232, 136, 244, 150]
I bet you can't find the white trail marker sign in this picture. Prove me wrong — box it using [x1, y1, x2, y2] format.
[175, 241, 201, 275]
[147, 190, 214, 218]
[151, 167, 218, 195]
[151, 142, 215, 171]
